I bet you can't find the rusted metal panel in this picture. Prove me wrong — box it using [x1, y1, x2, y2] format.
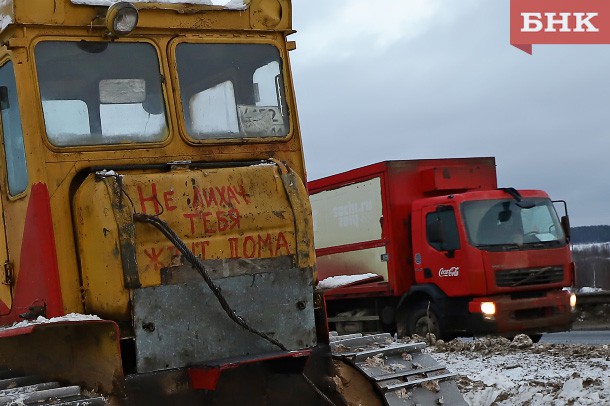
[73, 162, 306, 322]
[103, 175, 141, 289]
[73, 176, 132, 322]
[126, 164, 298, 281]
[160, 255, 293, 285]
[273, 159, 315, 270]
[133, 266, 316, 372]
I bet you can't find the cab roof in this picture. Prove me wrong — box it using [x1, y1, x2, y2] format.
[0, 0, 291, 34]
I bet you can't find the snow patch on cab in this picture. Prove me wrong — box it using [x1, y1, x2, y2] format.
[70, 0, 247, 9]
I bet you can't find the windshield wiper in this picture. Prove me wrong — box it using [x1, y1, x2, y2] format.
[523, 240, 562, 248]
[475, 243, 522, 251]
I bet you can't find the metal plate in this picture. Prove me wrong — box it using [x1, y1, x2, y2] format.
[133, 267, 316, 372]
[331, 333, 467, 406]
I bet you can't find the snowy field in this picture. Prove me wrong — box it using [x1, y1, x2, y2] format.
[429, 335, 610, 406]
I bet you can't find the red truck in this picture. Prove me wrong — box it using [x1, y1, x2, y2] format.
[308, 158, 576, 340]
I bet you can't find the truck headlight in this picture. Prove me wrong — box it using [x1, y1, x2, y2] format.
[569, 293, 577, 310]
[480, 302, 496, 316]
[106, 2, 139, 37]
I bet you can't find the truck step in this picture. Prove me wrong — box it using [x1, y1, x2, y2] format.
[0, 369, 106, 405]
[331, 333, 467, 406]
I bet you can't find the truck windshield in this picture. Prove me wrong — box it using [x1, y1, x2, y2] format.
[461, 198, 566, 249]
[35, 41, 167, 147]
[175, 43, 289, 140]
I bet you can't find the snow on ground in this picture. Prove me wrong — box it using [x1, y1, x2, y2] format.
[428, 335, 610, 406]
[578, 286, 604, 293]
[571, 242, 610, 251]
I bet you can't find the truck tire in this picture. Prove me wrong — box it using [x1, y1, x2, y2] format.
[407, 303, 443, 339]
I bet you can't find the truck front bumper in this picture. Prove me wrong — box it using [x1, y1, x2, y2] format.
[467, 290, 574, 335]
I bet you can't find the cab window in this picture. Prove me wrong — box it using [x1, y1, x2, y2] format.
[35, 41, 168, 147]
[176, 43, 289, 140]
[426, 206, 460, 252]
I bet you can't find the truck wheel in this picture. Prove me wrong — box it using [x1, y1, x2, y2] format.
[407, 303, 442, 339]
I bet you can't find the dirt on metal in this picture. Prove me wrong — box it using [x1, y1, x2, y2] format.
[331, 360, 383, 406]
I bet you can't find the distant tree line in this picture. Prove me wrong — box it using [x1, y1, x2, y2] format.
[570, 225, 610, 244]
[572, 243, 610, 290]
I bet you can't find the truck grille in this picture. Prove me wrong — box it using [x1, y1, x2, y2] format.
[495, 266, 564, 287]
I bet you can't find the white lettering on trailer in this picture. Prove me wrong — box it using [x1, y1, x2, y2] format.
[332, 200, 373, 228]
[310, 177, 383, 249]
[438, 266, 459, 277]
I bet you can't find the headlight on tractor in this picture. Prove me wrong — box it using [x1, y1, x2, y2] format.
[106, 2, 139, 37]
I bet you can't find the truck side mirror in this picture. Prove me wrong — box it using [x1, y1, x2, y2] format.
[553, 200, 571, 243]
[561, 215, 571, 242]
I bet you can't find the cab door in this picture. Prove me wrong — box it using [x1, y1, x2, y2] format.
[412, 203, 468, 297]
[0, 58, 28, 314]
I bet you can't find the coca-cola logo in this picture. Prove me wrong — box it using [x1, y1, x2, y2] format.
[438, 266, 460, 277]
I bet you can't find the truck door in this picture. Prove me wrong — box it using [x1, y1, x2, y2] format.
[413, 204, 467, 297]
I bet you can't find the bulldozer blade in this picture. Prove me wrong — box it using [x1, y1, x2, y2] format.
[0, 319, 123, 397]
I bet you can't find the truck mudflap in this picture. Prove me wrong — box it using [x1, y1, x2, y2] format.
[330, 333, 466, 406]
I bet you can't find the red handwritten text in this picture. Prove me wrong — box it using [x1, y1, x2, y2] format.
[137, 182, 250, 215]
[141, 232, 291, 271]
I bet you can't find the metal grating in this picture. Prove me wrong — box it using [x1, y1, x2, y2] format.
[495, 266, 564, 287]
[0, 369, 106, 405]
[331, 333, 467, 405]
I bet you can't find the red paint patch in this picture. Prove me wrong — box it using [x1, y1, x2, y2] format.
[0, 183, 64, 324]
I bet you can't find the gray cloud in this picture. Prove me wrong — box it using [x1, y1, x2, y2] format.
[290, 0, 610, 226]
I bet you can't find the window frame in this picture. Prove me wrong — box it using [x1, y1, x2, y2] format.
[168, 37, 294, 145]
[426, 205, 461, 252]
[461, 198, 566, 247]
[30, 36, 171, 152]
[0, 58, 29, 197]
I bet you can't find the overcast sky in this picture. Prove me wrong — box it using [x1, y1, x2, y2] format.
[289, 0, 610, 227]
